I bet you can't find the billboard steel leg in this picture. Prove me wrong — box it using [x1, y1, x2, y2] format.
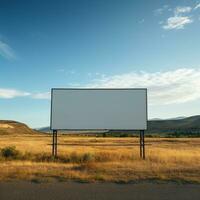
[55, 130, 57, 157]
[52, 130, 55, 156]
[142, 130, 145, 159]
[140, 130, 145, 159]
[140, 131, 142, 158]
[52, 130, 57, 157]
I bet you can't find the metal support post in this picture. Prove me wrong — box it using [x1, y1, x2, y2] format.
[55, 130, 57, 157]
[139, 130, 145, 159]
[52, 130, 57, 157]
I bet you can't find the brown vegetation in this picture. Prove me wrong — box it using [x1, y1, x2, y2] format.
[0, 120, 42, 135]
[0, 134, 199, 183]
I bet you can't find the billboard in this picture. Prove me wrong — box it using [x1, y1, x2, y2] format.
[50, 88, 147, 130]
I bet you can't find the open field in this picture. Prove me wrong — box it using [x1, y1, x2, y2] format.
[0, 134, 199, 183]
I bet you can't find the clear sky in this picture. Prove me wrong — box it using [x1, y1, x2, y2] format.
[1, 0, 200, 128]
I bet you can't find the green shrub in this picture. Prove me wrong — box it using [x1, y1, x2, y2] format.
[82, 153, 94, 162]
[0, 146, 20, 159]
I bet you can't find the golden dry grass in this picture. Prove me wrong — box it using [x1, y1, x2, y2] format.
[0, 134, 199, 183]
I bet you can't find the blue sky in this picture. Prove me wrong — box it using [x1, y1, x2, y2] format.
[1, 0, 200, 128]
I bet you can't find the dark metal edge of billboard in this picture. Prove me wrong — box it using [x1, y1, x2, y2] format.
[50, 88, 148, 131]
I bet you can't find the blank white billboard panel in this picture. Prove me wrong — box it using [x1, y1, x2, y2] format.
[51, 89, 147, 130]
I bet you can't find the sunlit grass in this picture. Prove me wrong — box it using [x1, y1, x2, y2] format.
[0, 135, 199, 183]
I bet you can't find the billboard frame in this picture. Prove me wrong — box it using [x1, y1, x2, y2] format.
[50, 88, 148, 131]
[50, 88, 147, 159]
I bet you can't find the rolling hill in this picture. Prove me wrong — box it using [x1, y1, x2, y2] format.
[1, 115, 200, 136]
[145, 115, 200, 137]
[38, 115, 200, 136]
[148, 115, 200, 132]
[0, 120, 42, 135]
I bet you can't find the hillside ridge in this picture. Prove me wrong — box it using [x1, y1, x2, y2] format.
[1, 115, 200, 136]
[0, 120, 42, 135]
[38, 115, 200, 134]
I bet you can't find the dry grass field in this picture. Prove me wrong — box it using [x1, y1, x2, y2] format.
[0, 134, 199, 183]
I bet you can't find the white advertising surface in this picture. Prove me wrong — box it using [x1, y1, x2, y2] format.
[51, 88, 147, 130]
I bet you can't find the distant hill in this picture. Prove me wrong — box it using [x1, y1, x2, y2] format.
[38, 126, 51, 132]
[0, 120, 43, 135]
[148, 115, 200, 131]
[147, 115, 200, 137]
[38, 115, 200, 136]
[2, 116, 200, 137]
[150, 116, 186, 121]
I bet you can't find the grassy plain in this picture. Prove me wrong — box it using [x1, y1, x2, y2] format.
[0, 134, 199, 183]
